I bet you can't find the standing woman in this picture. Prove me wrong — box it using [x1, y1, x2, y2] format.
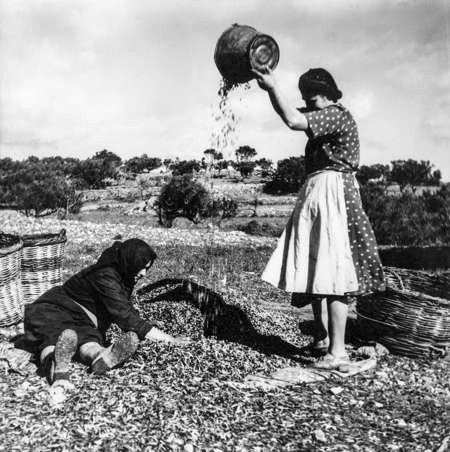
[254, 67, 385, 369]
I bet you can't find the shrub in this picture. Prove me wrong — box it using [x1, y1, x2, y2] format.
[239, 220, 283, 237]
[233, 161, 256, 179]
[15, 179, 68, 217]
[263, 156, 306, 195]
[356, 164, 390, 185]
[93, 149, 122, 166]
[389, 159, 441, 190]
[71, 158, 117, 189]
[0, 158, 85, 217]
[255, 158, 274, 178]
[8, 169, 74, 217]
[235, 145, 257, 162]
[124, 155, 161, 173]
[170, 160, 201, 176]
[156, 175, 210, 227]
[360, 183, 450, 246]
[206, 197, 238, 219]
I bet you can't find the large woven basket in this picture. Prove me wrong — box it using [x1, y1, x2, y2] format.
[21, 229, 67, 305]
[0, 233, 23, 326]
[357, 267, 450, 359]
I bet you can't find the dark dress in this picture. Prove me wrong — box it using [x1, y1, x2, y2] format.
[24, 239, 157, 353]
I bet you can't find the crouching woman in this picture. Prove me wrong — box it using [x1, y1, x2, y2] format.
[24, 238, 187, 390]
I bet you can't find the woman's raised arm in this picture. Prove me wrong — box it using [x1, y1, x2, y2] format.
[253, 67, 309, 131]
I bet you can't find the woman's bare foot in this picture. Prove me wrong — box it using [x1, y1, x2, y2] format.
[313, 353, 350, 370]
[310, 338, 330, 355]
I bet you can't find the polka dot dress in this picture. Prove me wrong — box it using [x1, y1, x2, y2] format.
[303, 104, 360, 174]
[261, 104, 385, 297]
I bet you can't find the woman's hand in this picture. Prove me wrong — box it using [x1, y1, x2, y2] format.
[171, 336, 191, 346]
[252, 66, 277, 92]
[145, 327, 191, 346]
[253, 66, 309, 131]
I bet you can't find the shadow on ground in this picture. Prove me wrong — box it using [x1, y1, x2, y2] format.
[138, 278, 309, 363]
[298, 317, 366, 351]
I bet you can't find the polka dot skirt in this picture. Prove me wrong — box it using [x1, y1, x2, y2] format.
[342, 173, 385, 295]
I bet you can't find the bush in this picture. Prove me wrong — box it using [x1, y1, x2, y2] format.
[389, 159, 441, 190]
[255, 158, 274, 178]
[156, 175, 210, 227]
[93, 149, 122, 166]
[170, 160, 201, 176]
[0, 157, 86, 217]
[14, 177, 71, 217]
[1, 165, 75, 217]
[356, 164, 390, 185]
[235, 145, 257, 162]
[206, 197, 238, 219]
[263, 156, 306, 195]
[239, 220, 283, 237]
[233, 161, 256, 179]
[360, 183, 450, 246]
[71, 158, 117, 189]
[124, 155, 161, 173]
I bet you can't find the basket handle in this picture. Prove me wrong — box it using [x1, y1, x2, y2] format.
[355, 310, 400, 330]
[390, 269, 405, 291]
[59, 229, 66, 240]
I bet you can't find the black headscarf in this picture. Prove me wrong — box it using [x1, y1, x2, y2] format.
[93, 239, 157, 291]
[298, 68, 342, 102]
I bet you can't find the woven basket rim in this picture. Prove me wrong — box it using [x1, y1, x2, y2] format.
[384, 266, 450, 277]
[22, 229, 66, 246]
[365, 286, 450, 306]
[0, 233, 23, 256]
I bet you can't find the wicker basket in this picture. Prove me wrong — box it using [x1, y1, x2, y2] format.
[0, 233, 23, 326]
[21, 229, 67, 305]
[357, 267, 450, 359]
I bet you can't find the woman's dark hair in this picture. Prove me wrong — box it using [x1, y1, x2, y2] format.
[298, 68, 342, 102]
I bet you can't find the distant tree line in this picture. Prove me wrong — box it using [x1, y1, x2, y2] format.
[0, 150, 125, 216]
[262, 158, 443, 195]
[1, 145, 447, 246]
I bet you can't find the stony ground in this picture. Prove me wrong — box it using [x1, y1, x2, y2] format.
[0, 211, 449, 451]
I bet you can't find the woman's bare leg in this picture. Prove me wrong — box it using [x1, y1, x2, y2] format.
[312, 297, 329, 348]
[40, 345, 55, 364]
[327, 297, 348, 357]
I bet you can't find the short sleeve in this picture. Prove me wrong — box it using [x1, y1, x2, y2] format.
[303, 106, 345, 139]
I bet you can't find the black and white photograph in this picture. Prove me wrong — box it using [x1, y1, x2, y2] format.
[0, 1, 449, 450]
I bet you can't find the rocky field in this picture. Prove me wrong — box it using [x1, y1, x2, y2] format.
[0, 210, 448, 451]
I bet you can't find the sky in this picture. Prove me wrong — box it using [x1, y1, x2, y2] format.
[0, 0, 449, 179]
